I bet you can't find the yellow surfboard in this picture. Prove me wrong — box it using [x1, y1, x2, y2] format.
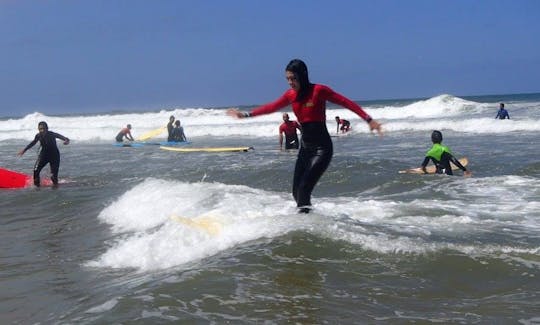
[160, 146, 253, 153]
[170, 215, 222, 235]
[137, 126, 166, 141]
[399, 157, 468, 174]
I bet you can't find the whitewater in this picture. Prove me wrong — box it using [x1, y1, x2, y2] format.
[1, 94, 539, 143]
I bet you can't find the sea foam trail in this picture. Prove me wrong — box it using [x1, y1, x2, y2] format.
[88, 177, 540, 271]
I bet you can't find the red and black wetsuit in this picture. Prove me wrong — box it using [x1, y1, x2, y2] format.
[250, 84, 372, 209]
[337, 118, 351, 133]
[22, 131, 69, 186]
[279, 120, 301, 149]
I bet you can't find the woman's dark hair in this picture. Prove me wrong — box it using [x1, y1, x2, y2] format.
[286, 59, 312, 101]
[38, 121, 48, 130]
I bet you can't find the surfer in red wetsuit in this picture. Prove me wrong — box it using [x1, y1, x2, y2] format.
[279, 113, 302, 149]
[228, 59, 382, 213]
[335, 116, 351, 133]
[18, 121, 70, 187]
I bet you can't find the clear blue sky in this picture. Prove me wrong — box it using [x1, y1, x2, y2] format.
[1, 0, 539, 116]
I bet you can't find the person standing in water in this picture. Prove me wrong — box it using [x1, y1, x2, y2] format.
[279, 112, 302, 150]
[228, 59, 382, 213]
[167, 115, 176, 141]
[495, 103, 510, 119]
[18, 121, 70, 187]
[115, 124, 134, 142]
[421, 130, 471, 176]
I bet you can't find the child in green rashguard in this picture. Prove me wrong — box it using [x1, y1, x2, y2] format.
[421, 130, 471, 176]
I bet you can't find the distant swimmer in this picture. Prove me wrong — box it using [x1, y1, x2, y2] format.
[227, 58, 382, 213]
[495, 103, 510, 119]
[115, 124, 134, 142]
[167, 115, 175, 141]
[421, 130, 471, 177]
[335, 116, 351, 133]
[17, 121, 70, 187]
[279, 113, 302, 149]
[170, 120, 187, 142]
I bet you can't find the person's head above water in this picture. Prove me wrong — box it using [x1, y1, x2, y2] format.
[431, 130, 443, 144]
[127, 124, 132, 129]
[174, 120, 180, 126]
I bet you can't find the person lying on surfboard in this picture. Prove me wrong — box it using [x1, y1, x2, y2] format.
[227, 58, 382, 214]
[421, 130, 471, 176]
[115, 124, 134, 142]
[17, 121, 70, 187]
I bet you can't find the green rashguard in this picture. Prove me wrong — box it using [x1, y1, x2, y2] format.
[422, 143, 466, 175]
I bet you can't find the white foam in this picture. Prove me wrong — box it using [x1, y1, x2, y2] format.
[88, 179, 309, 270]
[2, 95, 539, 142]
[85, 299, 118, 313]
[87, 176, 540, 271]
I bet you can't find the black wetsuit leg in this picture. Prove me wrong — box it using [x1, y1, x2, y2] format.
[49, 153, 60, 185]
[34, 150, 60, 186]
[440, 152, 454, 175]
[33, 155, 49, 187]
[292, 122, 333, 209]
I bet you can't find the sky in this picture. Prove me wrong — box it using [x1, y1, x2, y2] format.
[1, 0, 539, 117]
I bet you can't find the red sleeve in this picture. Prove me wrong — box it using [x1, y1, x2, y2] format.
[320, 85, 371, 122]
[250, 91, 293, 117]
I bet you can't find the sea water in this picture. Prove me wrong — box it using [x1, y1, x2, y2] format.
[1, 93, 539, 323]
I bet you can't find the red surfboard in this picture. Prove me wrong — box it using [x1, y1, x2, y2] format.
[0, 168, 52, 188]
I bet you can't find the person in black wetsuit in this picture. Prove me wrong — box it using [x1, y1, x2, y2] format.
[167, 115, 175, 141]
[227, 59, 382, 213]
[421, 130, 471, 176]
[170, 120, 187, 142]
[18, 121, 70, 187]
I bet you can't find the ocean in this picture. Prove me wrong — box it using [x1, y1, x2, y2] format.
[1, 93, 539, 323]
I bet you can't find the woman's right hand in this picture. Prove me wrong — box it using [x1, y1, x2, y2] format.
[226, 108, 245, 119]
